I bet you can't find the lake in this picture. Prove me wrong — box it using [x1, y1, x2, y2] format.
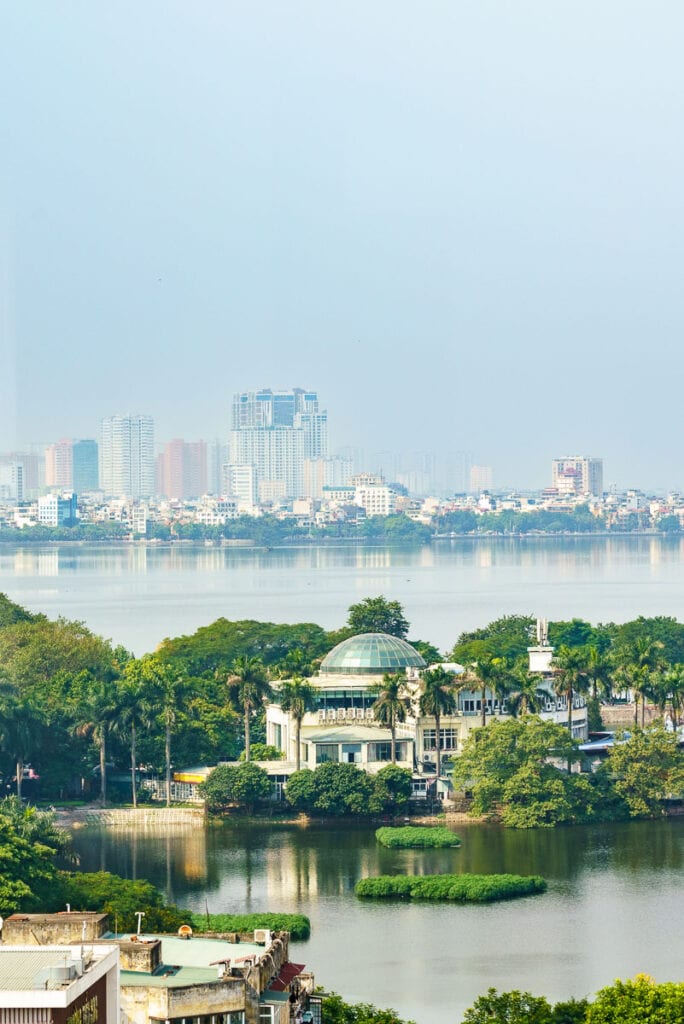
[3, 536, 684, 653]
[70, 818, 684, 1024]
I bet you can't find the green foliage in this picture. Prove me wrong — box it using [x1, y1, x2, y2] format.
[189, 912, 311, 940]
[0, 815, 61, 915]
[346, 597, 410, 639]
[658, 515, 681, 533]
[462, 989, 588, 1024]
[355, 872, 546, 902]
[598, 724, 684, 818]
[453, 718, 589, 827]
[57, 871, 188, 932]
[451, 615, 536, 663]
[321, 993, 414, 1024]
[199, 762, 272, 812]
[586, 975, 684, 1023]
[158, 618, 331, 676]
[238, 743, 283, 761]
[0, 593, 41, 627]
[375, 826, 460, 848]
[369, 765, 413, 814]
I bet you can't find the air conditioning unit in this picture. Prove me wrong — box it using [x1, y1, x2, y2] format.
[254, 929, 271, 946]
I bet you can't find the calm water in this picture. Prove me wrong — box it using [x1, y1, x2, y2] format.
[3, 537, 684, 653]
[70, 819, 684, 1024]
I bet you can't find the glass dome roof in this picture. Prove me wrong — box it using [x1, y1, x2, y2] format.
[320, 633, 426, 675]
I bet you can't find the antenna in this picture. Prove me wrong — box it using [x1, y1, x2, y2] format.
[135, 911, 145, 936]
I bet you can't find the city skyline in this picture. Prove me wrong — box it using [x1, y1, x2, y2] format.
[3, 4, 684, 491]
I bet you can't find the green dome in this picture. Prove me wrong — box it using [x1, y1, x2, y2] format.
[320, 633, 426, 675]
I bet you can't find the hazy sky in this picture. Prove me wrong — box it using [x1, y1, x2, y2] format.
[2, 2, 683, 490]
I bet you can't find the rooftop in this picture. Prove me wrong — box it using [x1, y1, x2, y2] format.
[320, 633, 426, 675]
[0, 946, 114, 993]
[112, 933, 265, 989]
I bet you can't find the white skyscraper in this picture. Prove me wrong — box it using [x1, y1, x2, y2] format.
[229, 388, 328, 500]
[99, 414, 155, 498]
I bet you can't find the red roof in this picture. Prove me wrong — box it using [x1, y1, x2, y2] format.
[269, 962, 306, 992]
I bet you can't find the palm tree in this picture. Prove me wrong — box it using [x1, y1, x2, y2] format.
[0, 693, 45, 800]
[138, 655, 184, 807]
[586, 645, 614, 703]
[73, 676, 119, 806]
[505, 659, 547, 717]
[228, 656, 272, 762]
[468, 657, 504, 727]
[279, 675, 317, 770]
[112, 669, 155, 808]
[615, 638, 666, 726]
[372, 672, 411, 764]
[419, 668, 458, 777]
[551, 645, 590, 748]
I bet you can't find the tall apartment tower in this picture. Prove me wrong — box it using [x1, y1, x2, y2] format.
[552, 456, 603, 497]
[99, 414, 155, 498]
[157, 439, 208, 499]
[72, 439, 99, 493]
[45, 439, 73, 489]
[230, 388, 328, 500]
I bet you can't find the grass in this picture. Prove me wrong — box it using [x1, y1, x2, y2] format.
[355, 873, 547, 903]
[189, 912, 311, 940]
[375, 826, 460, 848]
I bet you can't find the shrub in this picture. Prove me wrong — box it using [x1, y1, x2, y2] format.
[57, 871, 189, 932]
[355, 872, 546, 903]
[189, 912, 311, 940]
[375, 826, 460, 848]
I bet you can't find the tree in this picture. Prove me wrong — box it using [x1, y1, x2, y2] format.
[199, 762, 272, 812]
[133, 655, 184, 806]
[467, 657, 506, 728]
[321, 993, 414, 1024]
[550, 645, 590, 752]
[452, 718, 586, 827]
[599, 724, 684, 818]
[71, 673, 119, 806]
[0, 815, 60, 916]
[505, 659, 547, 717]
[614, 637, 665, 726]
[346, 597, 409, 639]
[463, 988, 553, 1024]
[227, 655, 272, 762]
[370, 764, 413, 814]
[451, 615, 535, 664]
[278, 675, 317, 770]
[372, 673, 411, 764]
[0, 693, 45, 799]
[586, 975, 684, 1023]
[285, 762, 375, 816]
[418, 668, 458, 777]
[112, 667, 155, 808]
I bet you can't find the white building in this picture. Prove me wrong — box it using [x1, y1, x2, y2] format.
[552, 456, 603, 497]
[352, 474, 396, 517]
[229, 388, 328, 500]
[99, 414, 155, 498]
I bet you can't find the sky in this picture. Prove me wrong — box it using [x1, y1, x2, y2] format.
[1, 2, 684, 491]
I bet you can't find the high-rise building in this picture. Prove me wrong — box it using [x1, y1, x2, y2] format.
[72, 439, 99, 492]
[230, 388, 328, 499]
[45, 439, 73, 489]
[157, 439, 208, 499]
[469, 465, 493, 493]
[99, 414, 155, 498]
[552, 456, 603, 497]
[0, 460, 23, 501]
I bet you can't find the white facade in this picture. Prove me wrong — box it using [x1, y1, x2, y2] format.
[99, 414, 155, 498]
[552, 456, 603, 497]
[228, 463, 257, 510]
[0, 944, 119, 1024]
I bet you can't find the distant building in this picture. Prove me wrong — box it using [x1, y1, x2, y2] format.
[352, 473, 396, 517]
[0, 460, 23, 501]
[469, 465, 493, 493]
[45, 439, 73, 489]
[157, 439, 208, 499]
[230, 388, 328, 499]
[72, 439, 99, 492]
[37, 492, 78, 527]
[552, 456, 603, 497]
[99, 414, 155, 498]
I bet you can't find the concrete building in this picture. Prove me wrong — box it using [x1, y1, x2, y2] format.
[1, 913, 314, 1024]
[72, 440, 99, 493]
[0, 460, 23, 501]
[0, 941, 119, 1024]
[552, 456, 603, 497]
[37, 492, 77, 527]
[157, 439, 208, 499]
[469, 465, 493, 494]
[99, 415, 155, 499]
[351, 474, 396, 517]
[45, 439, 73, 489]
[229, 389, 328, 500]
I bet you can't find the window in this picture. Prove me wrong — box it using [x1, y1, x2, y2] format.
[315, 743, 339, 764]
[259, 1007, 274, 1024]
[423, 728, 456, 751]
[341, 743, 361, 764]
[370, 742, 406, 762]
